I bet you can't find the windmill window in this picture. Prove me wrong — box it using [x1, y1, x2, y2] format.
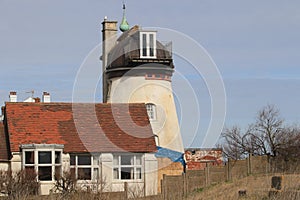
[146, 103, 156, 120]
[140, 31, 157, 58]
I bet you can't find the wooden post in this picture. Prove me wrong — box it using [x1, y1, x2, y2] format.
[226, 159, 231, 181]
[205, 163, 210, 186]
[247, 154, 252, 175]
[161, 174, 166, 199]
[124, 182, 128, 199]
[183, 172, 187, 197]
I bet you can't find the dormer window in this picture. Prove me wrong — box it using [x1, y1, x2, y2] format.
[140, 31, 156, 58]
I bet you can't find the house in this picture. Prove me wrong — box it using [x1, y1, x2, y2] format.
[184, 148, 223, 170]
[0, 4, 186, 196]
[0, 102, 158, 195]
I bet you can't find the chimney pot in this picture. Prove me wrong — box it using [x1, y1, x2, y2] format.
[9, 91, 17, 102]
[42, 92, 51, 103]
[34, 97, 40, 103]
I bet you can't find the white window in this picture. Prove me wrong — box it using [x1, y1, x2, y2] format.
[21, 144, 63, 181]
[140, 31, 156, 58]
[113, 155, 142, 180]
[70, 154, 100, 181]
[146, 103, 156, 120]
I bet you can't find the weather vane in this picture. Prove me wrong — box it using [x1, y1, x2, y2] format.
[26, 90, 34, 98]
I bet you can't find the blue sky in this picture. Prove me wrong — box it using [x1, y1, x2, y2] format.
[1, 0, 300, 147]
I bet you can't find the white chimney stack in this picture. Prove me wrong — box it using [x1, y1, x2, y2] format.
[42, 92, 51, 103]
[9, 91, 17, 102]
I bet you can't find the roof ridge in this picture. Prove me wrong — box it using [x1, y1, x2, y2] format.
[5, 102, 147, 106]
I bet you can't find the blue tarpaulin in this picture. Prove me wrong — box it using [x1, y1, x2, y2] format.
[155, 146, 185, 167]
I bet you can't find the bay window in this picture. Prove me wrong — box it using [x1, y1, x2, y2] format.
[21, 144, 63, 181]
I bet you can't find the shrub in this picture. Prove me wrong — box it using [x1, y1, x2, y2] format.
[0, 169, 39, 200]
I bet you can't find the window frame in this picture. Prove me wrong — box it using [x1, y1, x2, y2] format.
[113, 154, 143, 181]
[139, 31, 157, 59]
[146, 103, 157, 121]
[21, 144, 63, 182]
[70, 154, 100, 182]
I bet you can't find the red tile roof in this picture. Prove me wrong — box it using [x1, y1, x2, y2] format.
[4, 103, 156, 153]
[0, 122, 9, 160]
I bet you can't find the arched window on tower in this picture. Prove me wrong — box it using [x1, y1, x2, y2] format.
[146, 103, 156, 121]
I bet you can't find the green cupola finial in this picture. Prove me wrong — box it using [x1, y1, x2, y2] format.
[119, 3, 130, 32]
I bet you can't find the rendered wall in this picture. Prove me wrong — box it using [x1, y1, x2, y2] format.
[7, 152, 158, 196]
[0, 162, 9, 171]
[144, 153, 158, 195]
[101, 153, 158, 196]
[10, 153, 21, 172]
[108, 76, 184, 153]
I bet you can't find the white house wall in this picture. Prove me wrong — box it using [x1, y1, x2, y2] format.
[7, 152, 158, 196]
[0, 162, 9, 171]
[144, 153, 158, 195]
[100, 153, 113, 191]
[10, 152, 21, 172]
[100, 153, 158, 196]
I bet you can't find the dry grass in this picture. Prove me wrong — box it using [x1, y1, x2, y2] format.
[187, 174, 300, 200]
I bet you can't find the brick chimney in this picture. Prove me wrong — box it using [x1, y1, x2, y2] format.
[9, 91, 17, 102]
[42, 92, 51, 103]
[102, 18, 117, 103]
[34, 97, 40, 103]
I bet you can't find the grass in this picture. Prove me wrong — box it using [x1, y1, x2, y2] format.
[187, 174, 300, 200]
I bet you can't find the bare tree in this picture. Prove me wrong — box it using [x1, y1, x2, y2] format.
[54, 170, 77, 195]
[221, 126, 248, 159]
[0, 169, 39, 200]
[53, 171, 110, 200]
[276, 126, 300, 162]
[221, 105, 292, 159]
[252, 104, 283, 157]
[127, 183, 145, 199]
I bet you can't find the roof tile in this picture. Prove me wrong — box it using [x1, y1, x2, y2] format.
[5, 103, 156, 153]
[0, 122, 9, 160]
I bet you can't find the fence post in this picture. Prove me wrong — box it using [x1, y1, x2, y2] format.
[185, 172, 189, 196]
[267, 156, 271, 174]
[227, 159, 231, 181]
[247, 154, 252, 175]
[124, 182, 128, 199]
[205, 163, 210, 186]
[161, 174, 166, 199]
[183, 172, 187, 198]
